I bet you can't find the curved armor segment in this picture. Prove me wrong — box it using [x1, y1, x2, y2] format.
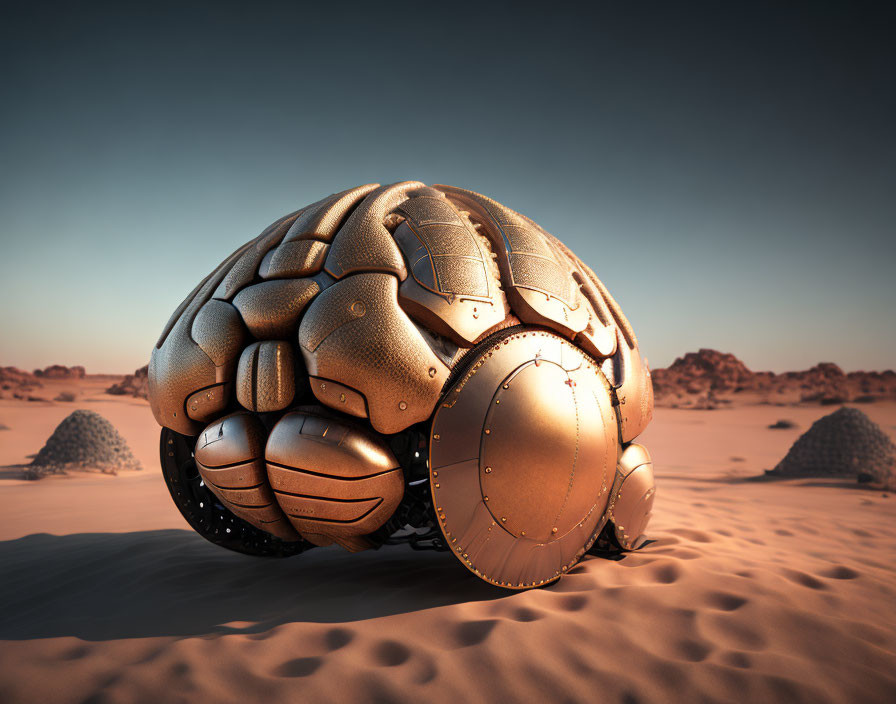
[235, 341, 296, 413]
[437, 185, 590, 339]
[148, 181, 655, 590]
[149, 296, 247, 435]
[429, 329, 619, 589]
[233, 278, 319, 339]
[149, 213, 297, 435]
[259, 184, 379, 280]
[282, 184, 379, 245]
[324, 182, 423, 279]
[298, 272, 450, 434]
[265, 408, 404, 551]
[194, 412, 300, 541]
[547, 232, 654, 441]
[607, 443, 656, 549]
[392, 192, 509, 346]
[212, 213, 300, 301]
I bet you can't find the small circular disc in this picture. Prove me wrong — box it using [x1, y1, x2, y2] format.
[429, 329, 619, 589]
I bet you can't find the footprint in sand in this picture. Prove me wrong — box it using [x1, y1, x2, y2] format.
[818, 565, 859, 580]
[62, 644, 91, 661]
[703, 591, 749, 611]
[323, 627, 355, 651]
[452, 619, 499, 648]
[413, 658, 439, 684]
[648, 562, 682, 584]
[554, 594, 589, 612]
[781, 568, 827, 590]
[510, 606, 544, 622]
[675, 638, 713, 662]
[371, 640, 411, 667]
[275, 656, 323, 678]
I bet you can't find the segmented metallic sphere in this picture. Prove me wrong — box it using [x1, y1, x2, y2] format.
[149, 182, 655, 587]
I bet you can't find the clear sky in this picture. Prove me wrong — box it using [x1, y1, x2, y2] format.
[1, 1, 893, 374]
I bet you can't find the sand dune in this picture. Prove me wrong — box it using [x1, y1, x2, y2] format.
[1, 390, 895, 703]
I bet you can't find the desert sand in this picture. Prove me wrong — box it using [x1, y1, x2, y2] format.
[1, 379, 895, 703]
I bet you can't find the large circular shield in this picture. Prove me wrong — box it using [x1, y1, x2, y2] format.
[429, 329, 620, 588]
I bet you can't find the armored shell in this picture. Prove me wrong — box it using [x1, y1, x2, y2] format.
[149, 182, 655, 589]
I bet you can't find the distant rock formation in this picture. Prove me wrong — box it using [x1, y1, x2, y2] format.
[651, 350, 896, 408]
[25, 410, 142, 479]
[106, 365, 149, 399]
[0, 367, 42, 392]
[33, 365, 86, 380]
[765, 407, 895, 489]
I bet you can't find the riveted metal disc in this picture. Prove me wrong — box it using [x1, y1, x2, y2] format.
[429, 329, 620, 589]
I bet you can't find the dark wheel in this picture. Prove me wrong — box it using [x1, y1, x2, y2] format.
[159, 427, 311, 557]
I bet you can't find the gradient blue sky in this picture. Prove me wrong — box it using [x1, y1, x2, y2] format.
[1, 1, 893, 373]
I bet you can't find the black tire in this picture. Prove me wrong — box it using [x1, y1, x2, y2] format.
[159, 427, 311, 558]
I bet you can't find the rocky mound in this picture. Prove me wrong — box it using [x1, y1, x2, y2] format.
[655, 349, 753, 387]
[651, 350, 896, 408]
[33, 365, 86, 380]
[766, 407, 895, 488]
[106, 365, 149, 399]
[26, 410, 142, 479]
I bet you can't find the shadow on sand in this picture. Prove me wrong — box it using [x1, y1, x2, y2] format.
[0, 530, 504, 641]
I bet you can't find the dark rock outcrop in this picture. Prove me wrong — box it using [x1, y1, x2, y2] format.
[33, 365, 86, 380]
[0, 367, 42, 391]
[651, 350, 896, 408]
[106, 365, 149, 399]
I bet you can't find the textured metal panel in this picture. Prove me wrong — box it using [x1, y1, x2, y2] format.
[212, 212, 300, 301]
[614, 341, 654, 442]
[430, 329, 619, 589]
[607, 443, 656, 549]
[392, 192, 509, 345]
[149, 286, 248, 435]
[235, 341, 296, 413]
[259, 240, 329, 279]
[308, 376, 368, 419]
[298, 273, 449, 434]
[194, 413, 299, 541]
[437, 185, 589, 338]
[324, 181, 423, 279]
[233, 278, 320, 339]
[265, 408, 403, 550]
[282, 184, 379, 244]
[185, 383, 231, 423]
[191, 300, 247, 367]
[547, 233, 621, 358]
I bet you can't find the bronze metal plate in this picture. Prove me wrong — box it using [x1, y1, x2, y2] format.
[194, 412, 299, 541]
[607, 443, 656, 549]
[429, 329, 619, 589]
[266, 408, 404, 551]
